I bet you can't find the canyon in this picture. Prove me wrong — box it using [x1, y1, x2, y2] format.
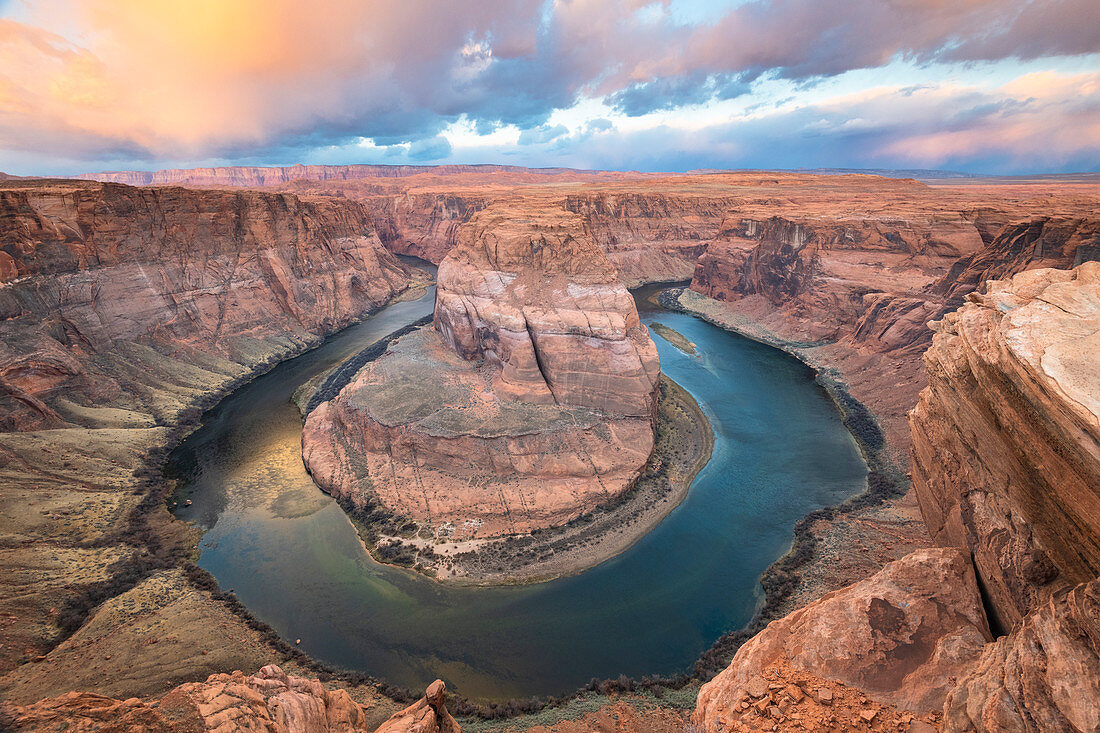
[1, 165, 1099, 731]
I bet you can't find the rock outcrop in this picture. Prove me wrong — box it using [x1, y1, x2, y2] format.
[433, 204, 659, 416]
[691, 215, 1098, 358]
[0, 667, 461, 733]
[303, 204, 659, 538]
[944, 578, 1100, 733]
[910, 262, 1100, 631]
[693, 547, 992, 732]
[0, 180, 411, 431]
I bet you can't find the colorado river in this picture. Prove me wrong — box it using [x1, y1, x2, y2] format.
[170, 278, 867, 700]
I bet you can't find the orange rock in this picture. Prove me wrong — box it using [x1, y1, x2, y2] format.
[694, 547, 991, 731]
[910, 262, 1100, 630]
[303, 203, 659, 538]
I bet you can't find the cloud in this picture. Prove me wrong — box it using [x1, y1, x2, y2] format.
[608, 72, 751, 116]
[518, 124, 569, 145]
[407, 135, 453, 161]
[0, 0, 1096, 173]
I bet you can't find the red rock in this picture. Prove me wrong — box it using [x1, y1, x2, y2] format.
[693, 548, 991, 731]
[910, 262, 1100, 630]
[303, 204, 659, 537]
[0, 664, 397, 732]
[374, 679, 460, 733]
[0, 180, 411, 431]
[434, 203, 659, 416]
[943, 578, 1100, 733]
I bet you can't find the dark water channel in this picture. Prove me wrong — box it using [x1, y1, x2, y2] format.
[170, 279, 867, 700]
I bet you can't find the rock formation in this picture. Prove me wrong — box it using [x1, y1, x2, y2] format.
[693, 547, 992, 731]
[944, 578, 1100, 733]
[0, 180, 411, 431]
[910, 262, 1100, 631]
[433, 204, 659, 416]
[303, 204, 659, 538]
[697, 262, 1100, 733]
[0, 667, 461, 733]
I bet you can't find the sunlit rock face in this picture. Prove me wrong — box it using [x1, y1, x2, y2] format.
[693, 547, 993, 733]
[304, 204, 660, 538]
[0, 667, 463, 733]
[910, 262, 1100, 631]
[434, 203, 660, 417]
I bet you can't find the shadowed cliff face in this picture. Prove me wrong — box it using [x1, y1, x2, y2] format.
[303, 204, 660, 538]
[0, 181, 411, 431]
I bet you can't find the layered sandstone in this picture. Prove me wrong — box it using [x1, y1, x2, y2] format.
[944, 578, 1100, 733]
[910, 262, 1100, 631]
[303, 204, 659, 538]
[433, 205, 659, 415]
[0, 180, 410, 431]
[0, 667, 461, 733]
[693, 547, 992, 732]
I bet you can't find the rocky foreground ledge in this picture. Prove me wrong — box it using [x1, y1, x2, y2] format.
[303, 203, 660, 540]
[694, 264, 1100, 733]
[0, 666, 461, 733]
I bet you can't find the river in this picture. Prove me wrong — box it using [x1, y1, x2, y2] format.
[169, 278, 867, 700]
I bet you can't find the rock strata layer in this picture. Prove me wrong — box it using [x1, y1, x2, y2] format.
[0, 180, 411, 431]
[303, 204, 659, 538]
[910, 262, 1100, 631]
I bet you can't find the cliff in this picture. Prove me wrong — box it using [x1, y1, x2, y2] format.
[690, 215, 1098, 357]
[696, 263, 1100, 733]
[910, 262, 1100, 630]
[0, 180, 411, 431]
[73, 163, 606, 187]
[0, 180, 413, 697]
[433, 204, 659, 416]
[303, 204, 659, 539]
[694, 548, 990, 731]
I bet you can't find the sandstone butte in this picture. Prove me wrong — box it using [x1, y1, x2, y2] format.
[302, 203, 660, 538]
[2, 166, 1100, 732]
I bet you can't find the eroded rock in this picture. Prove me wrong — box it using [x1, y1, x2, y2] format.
[910, 262, 1100, 630]
[693, 547, 992, 731]
[0, 667, 461, 733]
[303, 204, 659, 538]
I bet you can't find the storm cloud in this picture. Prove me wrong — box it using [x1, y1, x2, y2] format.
[0, 0, 1096, 174]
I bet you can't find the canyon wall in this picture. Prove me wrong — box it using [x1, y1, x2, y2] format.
[433, 204, 659, 416]
[0, 180, 414, 696]
[696, 263, 1100, 732]
[303, 204, 659, 538]
[910, 263, 1100, 630]
[73, 163, 604, 187]
[690, 215, 1098, 357]
[0, 180, 411, 431]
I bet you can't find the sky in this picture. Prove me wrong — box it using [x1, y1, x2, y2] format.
[0, 0, 1097, 176]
